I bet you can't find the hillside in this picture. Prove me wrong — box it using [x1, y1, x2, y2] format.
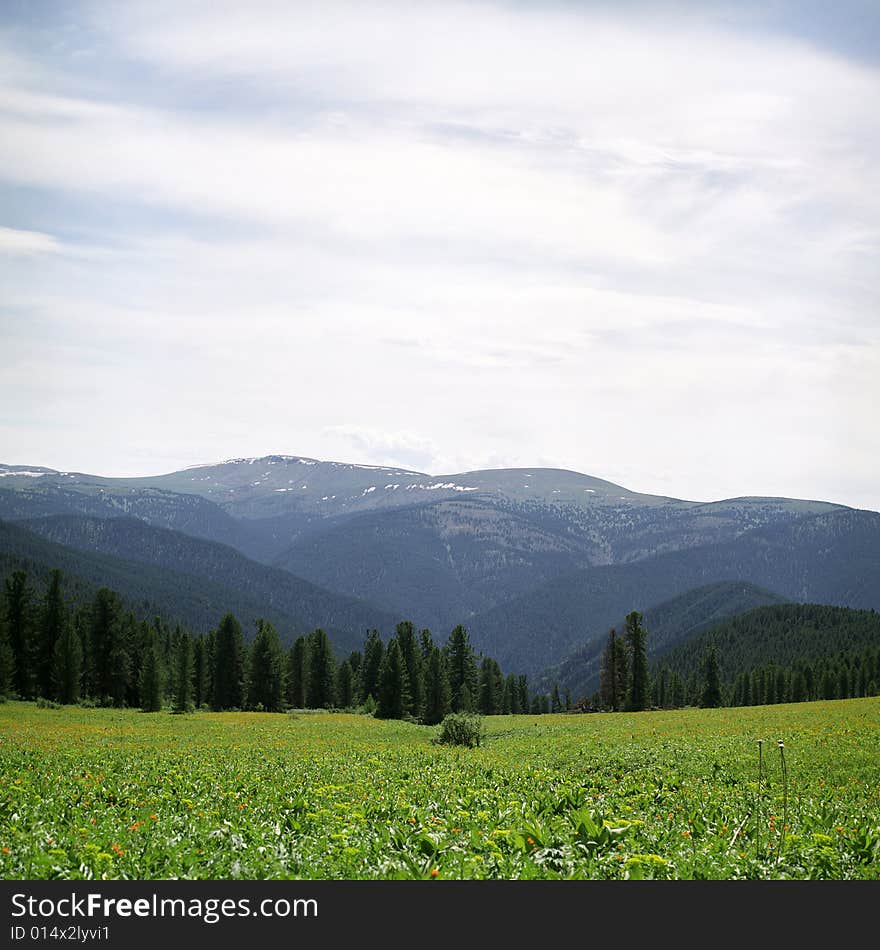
[537, 580, 788, 699]
[467, 508, 880, 676]
[654, 602, 880, 689]
[0, 517, 400, 656]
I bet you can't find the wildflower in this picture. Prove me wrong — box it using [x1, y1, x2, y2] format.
[527, 837, 535, 845]
[1, 847, 9, 855]
[430, 868, 439, 878]
[110, 844, 124, 856]
[150, 814, 157, 820]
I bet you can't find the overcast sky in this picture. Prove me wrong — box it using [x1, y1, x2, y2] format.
[1, 0, 878, 510]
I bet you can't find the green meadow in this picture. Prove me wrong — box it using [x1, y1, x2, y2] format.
[1, 698, 878, 880]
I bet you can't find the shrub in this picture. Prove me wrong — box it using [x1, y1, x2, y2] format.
[436, 712, 484, 748]
[35, 696, 62, 710]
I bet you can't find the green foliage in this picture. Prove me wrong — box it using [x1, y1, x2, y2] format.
[1, 698, 879, 879]
[212, 613, 245, 711]
[247, 620, 285, 712]
[624, 611, 650, 712]
[436, 712, 484, 748]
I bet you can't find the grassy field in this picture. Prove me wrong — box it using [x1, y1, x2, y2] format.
[1, 698, 878, 880]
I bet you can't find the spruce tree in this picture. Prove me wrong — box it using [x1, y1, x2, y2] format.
[0, 619, 14, 702]
[139, 628, 164, 712]
[359, 630, 384, 705]
[395, 621, 425, 720]
[336, 659, 355, 708]
[247, 619, 285, 711]
[36, 569, 67, 699]
[286, 636, 309, 708]
[90, 588, 130, 705]
[213, 613, 245, 710]
[447, 625, 478, 712]
[173, 631, 195, 713]
[422, 645, 451, 725]
[5, 570, 34, 698]
[51, 623, 83, 705]
[700, 646, 722, 708]
[624, 611, 650, 712]
[376, 638, 410, 719]
[307, 628, 336, 709]
[478, 656, 503, 715]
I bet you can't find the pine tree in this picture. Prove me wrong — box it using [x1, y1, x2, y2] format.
[213, 613, 245, 710]
[550, 681, 562, 713]
[307, 628, 336, 709]
[395, 621, 425, 720]
[422, 645, 451, 725]
[247, 619, 285, 711]
[478, 656, 503, 715]
[5, 570, 34, 698]
[447, 625, 478, 712]
[139, 628, 164, 712]
[172, 631, 195, 713]
[359, 630, 384, 705]
[36, 569, 67, 699]
[0, 618, 14, 702]
[700, 646, 722, 708]
[336, 659, 355, 708]
[51, 623, 83, 705]
[599, 628, 627, 711]
[376, 638, 410, 720]
[89, 588, 130, 705]
[624, 611, 650, 712]
[286, 636, 309, 708]
[193, 634, 212, 708]
[517, 674, 530, 714]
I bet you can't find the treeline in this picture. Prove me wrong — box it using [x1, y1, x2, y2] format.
[650, 603, 880, 709]
[0, 567, 558, 720]
[584, 604, 880, 712]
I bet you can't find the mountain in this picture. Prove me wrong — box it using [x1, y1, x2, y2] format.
[2, 456, 877, 677]
[0, 516, 401, 656]
[537, 581, 789, 700]
[466, 507, 880, 676]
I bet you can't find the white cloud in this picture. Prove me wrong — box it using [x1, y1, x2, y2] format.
[0, 226, 59, 255]
[0, 2, 878, 510]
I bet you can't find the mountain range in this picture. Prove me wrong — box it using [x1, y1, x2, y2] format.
[2, 456, 878, 696]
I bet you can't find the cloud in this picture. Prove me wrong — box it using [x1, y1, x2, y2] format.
[0, 225, 59, 255]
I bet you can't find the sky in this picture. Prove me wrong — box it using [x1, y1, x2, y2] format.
[1, 0, 878, 510]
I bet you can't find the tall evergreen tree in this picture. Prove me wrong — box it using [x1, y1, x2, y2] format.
[193, 634, 212, 708]
[247, 619, 285, 711]
[700, 646, 722, 708]
[478, 656, 503, 715]
[376, 638, 410, 720]
[5, 570, 34, 699]
[359, 630, 384, 705]
[88, 588, 130, 705]
[447, 625, 478, 712]
[336, 659, 355, 708]
[286, 635, 309, 708]
[395, 621, 425, 720]
[624, 611, 650, 712]
[422, 645, 451, 725]
[173, 631, 195, 713]
[139, 628, 164, 712]
[36, 569, 67, 699]
[307, 628, 336, 709]
[0, 618, 14, 701]
[213, 613, 245, 710]
[51, 622, 82, 705]
[599, 628, 627, 711]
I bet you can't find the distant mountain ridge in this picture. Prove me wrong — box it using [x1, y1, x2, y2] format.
[2, 455, 877, 681]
